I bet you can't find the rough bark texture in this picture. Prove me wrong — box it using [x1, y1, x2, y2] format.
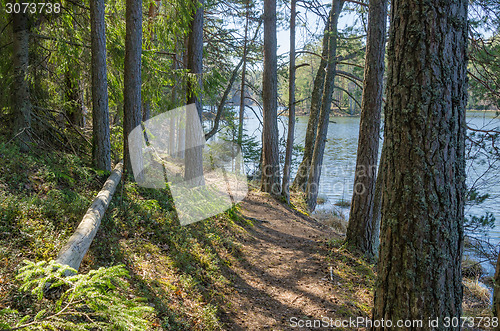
[345, 0, 387, 256]
[123, 0, 143, 174]
[261, 0, 281, 195]
[372, 0, 468, 326]
[90, 0, 111, 171]
[12, 10, 31, 152]
[56, 162, 123, 274]
[292, 14, 331, 192]
[185, 0, 205, 186]
[187, 0, 204, 118]
[281, 0, 296, 203]
[306, 0, 343, 211]
[495, 251, 500, 319]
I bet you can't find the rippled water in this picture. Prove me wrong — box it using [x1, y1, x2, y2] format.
[242, 109, 499, 272]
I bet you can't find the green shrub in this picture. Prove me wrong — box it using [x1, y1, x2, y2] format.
[0, 261, 153, 330]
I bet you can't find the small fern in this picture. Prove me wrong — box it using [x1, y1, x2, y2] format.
[0, 260, 153, 330]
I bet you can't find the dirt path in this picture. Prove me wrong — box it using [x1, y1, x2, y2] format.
[219, 191, 348, 330]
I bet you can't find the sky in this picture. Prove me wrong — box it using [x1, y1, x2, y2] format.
[276, 5, 361, 57]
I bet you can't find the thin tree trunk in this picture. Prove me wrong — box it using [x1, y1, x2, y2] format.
[371, 141, 386, 255]
[238, 0, 250, 149]
[142, 0, 159, 123]
[372, 0, 468, 324]
[142, 101, 150, 122]
[185, 0, 205, 186]
[123, 0, 143, 175]
[345, 0, 387, 257]
[205, 20, 261, 141]
[66, 72, 85, 127]
[12, 10, 31, 152]
[205, 59, 243, 140]
[261, 0, 281, 195]
[282, 0, 296, 202]
[306, 0, 344, 211]
[66, 3, 85, 128]
[292, 14, 331, 192]
[90, 0, 111, 171]
[494, 251, 500, 318]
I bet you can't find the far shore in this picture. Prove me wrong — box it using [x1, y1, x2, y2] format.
[287, 108, 499, 118]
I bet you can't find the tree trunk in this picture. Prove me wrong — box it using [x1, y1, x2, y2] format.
[372, 0, 468, 325]
[261, 0, 281, 195]
[205, 21, 261, 141]
[56, 162, 123, 275]
[142, 101, 150, 122]
[282, 0, 296, 203]
[345, 0, 387, 257]
[238, 0, 250, 145]
[292, 14, 331, 192]
[371, 141, 386, 255]
[66, 72, 85, 127]
[66, 3, 85, 128]
[11, 10, 31, 152]
[123, 0, 143, 175]
[90, 0, 111, 171]
[237, 0, 250, 158]
[306, 0, 344, 211]
[185, 0, 205, 186]
[495, 251, 500, 319]
[205, 59, 243, 140]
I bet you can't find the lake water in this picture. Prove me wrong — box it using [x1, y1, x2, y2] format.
[241, 109, 499, 273]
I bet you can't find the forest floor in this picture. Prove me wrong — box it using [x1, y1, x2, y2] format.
[217, 190, 494, 330]
[0, 142, 494, 330]
[218, 190, 374, 330]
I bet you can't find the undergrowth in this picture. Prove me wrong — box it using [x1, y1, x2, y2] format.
[0, 142, 250, 330]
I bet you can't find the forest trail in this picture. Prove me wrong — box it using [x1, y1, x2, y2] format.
[219, 191, 357, 330]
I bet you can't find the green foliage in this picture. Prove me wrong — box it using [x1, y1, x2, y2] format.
[467, 32, 500, 110]
[464, 212, 496, 233]
[1, 261, 153, 330]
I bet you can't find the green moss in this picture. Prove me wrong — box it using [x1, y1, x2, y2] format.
[0, 143, 251, 330]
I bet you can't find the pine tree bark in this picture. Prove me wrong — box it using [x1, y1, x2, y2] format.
[185, 0, 205, 186]
[306, 0, 344, 211]
[345, 0, 387, 257]
[90, 0, 111, 171]
[281, 0, 296, 202]
[123, 0, 143, 175]
[372, 0, 468, 326]
[261, 0, 281, 195]
[292, 14, 331, 192]
[12, 10, 31, 152]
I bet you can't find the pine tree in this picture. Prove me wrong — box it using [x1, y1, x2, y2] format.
[372, 0, 468, 325]
[261, 0, 281, 195]
[345, 0, 388, 256]
[90, 0, 111, 171]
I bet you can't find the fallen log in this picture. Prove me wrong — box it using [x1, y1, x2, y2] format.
[55, 161, 123, 274]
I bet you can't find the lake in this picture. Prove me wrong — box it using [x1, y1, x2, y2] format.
[241, 108, 499, 273]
